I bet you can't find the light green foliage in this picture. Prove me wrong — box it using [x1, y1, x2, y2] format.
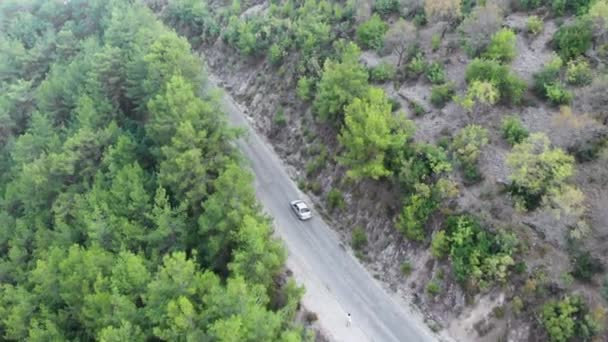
[351, 226, 368, 250]
[397, 183, 437, 241]
[406, 52, 428, 77]
[465, 58, 526, 105]
[396, 143, 453, 190]
[451, 125, 489, 183]
[444, 215, 518, 288]
[459, 3, 504, 57]
[589, 0, 608, 20]
[501, 115, 529, 145]
[223, 15, 268, 55]
[431, 34, 441, 51]
[369, 62, 396, 82]
[356, 14, 388, 51]
[507, 133, 575, 210]
[541, 295, 602, 342]
[373, 0, 399, 15]
[545, 82, 572, 105]
[425, 61, 446, 84]
[431, 230, 450, 258]
[430, 82, 456, 108]
[162, 0, 219, 45]
[458, 80, 500, 111]
[484, 28, 517, 63]
[565, 59, 592, 86]
[297, 76, 314, 101]
[527, 15, 544, 35]
[338, 87, 414, 180]
[314, 42, 369, 123]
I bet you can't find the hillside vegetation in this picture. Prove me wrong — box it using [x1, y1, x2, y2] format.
[0, 0, 311, 340]
[154, 0, 608, 340]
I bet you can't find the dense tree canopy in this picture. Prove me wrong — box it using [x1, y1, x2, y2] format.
[0, 1, 308, 340]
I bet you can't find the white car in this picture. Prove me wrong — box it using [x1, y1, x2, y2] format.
[290, 200, 312, 220]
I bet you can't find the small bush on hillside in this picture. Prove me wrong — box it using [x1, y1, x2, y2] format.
[431, 82, 455, 108]
[451, 125, 489, 184]
[411, 101, 426, 116]
[297, 76, 314, 101]
[406, 52, 428, 77]
[397, 183, 437, 241]
[571, 251, 603, 282]
[327, 188, 345, 212]
[465, 58, 526, 105]
[388, 97, 402, 112]
[373, 0, 399, 16]
[369, 62, 397, 82]
[351, 226, 368, 250]
[425, 61, 446, 84]
[553, 18, 593, 61]
[551, 0, 594, 16]
[501, 116, 529, 145]
[431, 34, 441, 51]
[484, 28, 517, 63]
[426, 279, 442, 296]
[425, 0, 461, 23]
[527, 15, 544, 35]
[517, 0, 546, 10]
[395, 143, 453, 189]
[400, 261, 413, 276]
[431, 230, 449, 258]
[459, 3, 504, 57]
[273, 107, 286, 126]
[356, 14, 389, 51]
[533, 55, 565, 102]
[545, 82, 572, 105]
[566, 59, 592, 86]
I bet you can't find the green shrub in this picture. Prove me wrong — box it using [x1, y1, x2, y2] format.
[431, 230, 449, 258]
[565, 59, 592, 86]
[406, 52, 428, 77]
[297, 76, 314, 101]
[397, 183, 437, 241]
[541, 295, 601, 342]
[532, 55, 563, 97]
[512, 296, 524, 314]
[465, 58, 526, 105]
[309, 180, 322, 195]
[388, 97, 402, 112]
[426, 279, 441, 296]
[484, 28, 517, 63]
[444, 215, 518, 288]
[551, 0, 593, 15]
[327, 188, 345, 212]
[501, 116, 529, 145]
[553, 18, 593, 61]
[411, 101, 426, 116]
[395, 143, 453, 190]
[373, 0, 399, 16]
[527, 15, 544, 35]
[425, 61, 446, 84]
[430, 82, 455, 108]
[369, 62, 396, 82]
[351, 226, 368, 250]
[269, 43, 286, 65]
[223, 15, 269, 55]
[451, 125, 489, 185]
[356, 14, 388, 51]
[545, 82, 572, 105]
[431, 34, 441, 51]
[571, 251, 603, 282]
[400, 261, 413, 276]
[306, 145, 328, 176]
[517, 0, 546, 10]
[273, 107, 286, 126]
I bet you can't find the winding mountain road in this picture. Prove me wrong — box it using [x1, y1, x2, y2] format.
[213, 77, 438, 342]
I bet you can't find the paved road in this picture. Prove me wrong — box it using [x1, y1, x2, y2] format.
[213, 77, 438, 342]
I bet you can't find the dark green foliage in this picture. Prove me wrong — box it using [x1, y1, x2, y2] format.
[411, 101, 426, 116]
[533, 56, 563, 98]
[0, 2, 306, 340]
[327, 188, 345, 212]
[369, 62, 397, 82]
[545, 82, 572, 105]
[373, 0, 400, 16]
[541, 295, 602, 342]
[602, 275, 608, 301]
[274, 107, 287, 126]
[400, 261, 413, 276]
[351, 226, 368, 250]
[553, 18, 593, 61]
[465, 59, 527, 105]
[550, 0, 593, 15]
[162, 0, 219, 45]
[442, 215, 518, 289]
[430, 82, 456, 108]
[356, 14, 389, 51]
[426, 279, 441, 296]
[571, 251, 603, 282]
[516, 0, 546, 10]
[501, 116, 529, 145]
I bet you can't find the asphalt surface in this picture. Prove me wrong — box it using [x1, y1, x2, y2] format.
[214, 78, 438, 342]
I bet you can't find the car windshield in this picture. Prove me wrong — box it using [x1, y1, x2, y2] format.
[301, 208, 310, 213]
